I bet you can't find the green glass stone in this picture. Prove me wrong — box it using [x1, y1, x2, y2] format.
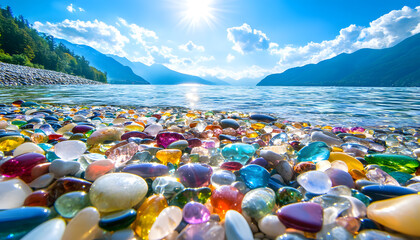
[351, 189, 372, 207]
[54, 191, 91, 218]
[189, 154, 200, 163]
[388, 171, 413, 185]
[365, 154, 420, 174]
[277, 187, 303, 206]
[84, 129, 94, 138]
[11, 120, 27, 127]
[169, 187, 212, 208]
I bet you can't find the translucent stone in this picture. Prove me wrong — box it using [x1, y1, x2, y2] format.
[276, 187, 303, 206]
[211, 170, 236, 187]
[29, 173, 55, 189]
[21, 218, 66, 240]
[89, 173, 148, 212]
[211, 185, 244, 220]
[277, 202, 323, 233]
[221, 143, 256, 164]
[123, 163, 169, 178]
[106, 142, 138, 167]
[133, 194, 168, 239]
[177, 163, 213, 188]
[331, 160, 348, 172]
[86, 127, 124, 146]
[225, 210, 253, 240]
[47, 177, 92, 200]
[242, 188, 276, 219]
[297, 142, 330, 163]
[62, 207, 101, 240]
[311, 131, 343, 147]
[297, 171, 332, 194]
[316, 160, 331, 172]
[0, 134, 25, 151]
[178, 221, 225, 240]
[167, 140, 189, 151]
[169, 187, 212, 208]
[152, 176, 185, 199]
[49, 159, 81, 178]
[328, 152, 364, 172]
[54, 140, 87, 161]
[0, 178, 32, 209]
[182, 202, 210, 224]
[325, 168, 354, 188]
[98, 209, 137, 232]
[54, 191, 91, 218]
[156, 149, 182, 165]
[258, 215, 286, 238]
[156, 132, 185, 148]
[13, 142, 45, 157]
[144, 124, 163, 137]
[355, 230, 406, 240]
[0, 152, 47, 182]
[365, 154, 419, 173]
[84, 159, 114, 181]
[367, 194, 420, 237]
[327, 185, 352, 197]
[149, 206, 183, 240]
[365, 168, 400, 186]
[239, 164, 270, 189]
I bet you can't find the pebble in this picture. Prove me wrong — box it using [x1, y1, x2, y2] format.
[21, 218, 66, 240]
[0, 100, 418, 239]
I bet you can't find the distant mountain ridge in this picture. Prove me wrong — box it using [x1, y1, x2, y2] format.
[57, 39, 149, 84]
[108, 55, 229, 85]
[257, 33, 420, 87]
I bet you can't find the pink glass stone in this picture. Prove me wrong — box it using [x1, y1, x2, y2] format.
[202, 140, 216, 149]
[156, 132, 185, 148]
[72, 125, 95, 134]
[187, 138, 202, 148]
[121, 131, 150, 140]
[177, 163, 213, 188]
[183, 202, 210, 224]
[107, 142, 139, 167]
[0, 153, 47, 183]
[220, 162, 243, 171]
[277, 202, 323, 233]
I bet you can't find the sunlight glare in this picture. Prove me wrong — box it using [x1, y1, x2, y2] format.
[180, 0, 217, 29]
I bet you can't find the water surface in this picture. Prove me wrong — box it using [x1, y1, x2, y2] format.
[0, 85, 418, 127]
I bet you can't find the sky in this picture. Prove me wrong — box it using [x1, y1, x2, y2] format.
[3, 0, 420, 83]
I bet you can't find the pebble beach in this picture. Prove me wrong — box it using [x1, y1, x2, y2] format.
[0, 100, 419, 240]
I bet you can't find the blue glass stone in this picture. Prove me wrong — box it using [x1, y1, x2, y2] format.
[250, 114, 276, 122]
[218, 134, 238, 142]
[122, 163, 169, 178]
[99, 209, 137, 231]
[358, 218, 380, 232]
[239, 164, 270, 189]
[361, 185, 417, 201]
[268, 177, 285, 192]
[222, 143, 256, 164]
[297, 141, 330, 163]
[388, 171, 413, 185]
[0, 207, 51, 240]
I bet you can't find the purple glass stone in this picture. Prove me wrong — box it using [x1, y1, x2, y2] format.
[182, 202, 210, 224]
[122, 163, 169, 178]
[187, 138, 202, 148]
[156, 132, 185, 148]
[177, 163, 213, 188]
[325, 168, 355, 188]
[249, 157, 268, 168]
[121, 131, 150, 140]
[202, 140, 216, 149]
[72, 125, 94, 134]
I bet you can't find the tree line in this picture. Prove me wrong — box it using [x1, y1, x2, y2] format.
[0, 6, 107, 83]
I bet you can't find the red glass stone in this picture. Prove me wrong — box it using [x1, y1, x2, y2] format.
[47, 177, 92, 200]
[48, 133, 63, 141]
[24, 190, 54, 207]
[211, 185, 244, 219]
[0, 152, 47, 183]
[220, 162, 243, 171]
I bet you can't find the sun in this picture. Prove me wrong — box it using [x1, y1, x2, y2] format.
[179, 0, 218, 29]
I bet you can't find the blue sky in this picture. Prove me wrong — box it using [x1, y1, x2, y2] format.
[3, 0, 420, 82]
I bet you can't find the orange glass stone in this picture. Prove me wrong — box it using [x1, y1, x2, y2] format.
[211, 185, 244, 220]
[156, 149, 182, 165]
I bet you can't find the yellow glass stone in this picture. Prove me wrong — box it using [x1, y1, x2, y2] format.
[246, 130, 258, 138]
[367, 194, 420, 237]
[328, 152, 364, 172]
[156, 149, 182, 165]
[251, 123, 265, 130]
[20, 130, 34, 137]
[186, 113, 197, 118]
[0, 135, 25, 151]
[133, 194, 168, 239]
[322, 126, 333, 130]
[331, 146, 343, 152]
[124, 124, 145, 132]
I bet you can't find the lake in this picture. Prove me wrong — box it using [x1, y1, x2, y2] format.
[0, 85, 419, 127]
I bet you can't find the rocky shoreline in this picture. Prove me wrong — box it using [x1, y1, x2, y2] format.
[0, 62, 105, 86]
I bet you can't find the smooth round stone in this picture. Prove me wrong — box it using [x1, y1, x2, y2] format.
[249, 157, 268, 168]
[21, 218, 66, 240]
[325, 168, 355, 188]
[220, 161, 243, 171]
[56, 123, 76, 135]
[222, 143, 256, 164]
[239, 164, 270, 189]
[23, 190, 53, 207]
[269, 133, 288, 145]
[242, 188, 276, 219]
[183, 202, 210, 224]
[72, 125, 94, 134]
[225, 210, 253, 240]
[84, 159, 114, 181]
[167, 140, 189, 150]
[258, 215, 286, 238]
[365, 154, 419, 173]
[121, 131, 150, 140]
[277, 202, 323, 233]
[177, 163, 213, 188]
[62, 207, 100, 240]
[0, 134, 25, 151]
[0, 207, 51, 240]
[177, 221, 225, 240]
[152, 176, 185, 199]
[361, 185, 417, 201]
[123, 163, 169, 178]
[220, 119, 240, 129]
[54, 140, 87, 161]
[250, 114, 276, 122]
[156, 149, 182, 165]
[211, 185, 244, 219]
[49, 159, 81, 178]
[54, 191, 90, 218]
[294, 162, 317, 175]
[86, 127, 124, 146]
[297, 170, 332, 194]
[328, 152, 364, 171]
[111, 228, 135, 240]
[0, 178, 32, 209]
[156, 132, 185, 148]
[169, 187, 212, 208]
[31, 162, 51, 179]
[277, 187, 303, 206]
[30, 173, 55, 189]
[367, 194, 420, 237]
[13, 142, 45, 157]
[187, 138, 202, 148]
[106, 142, 139, 167]
[275, 160, 293, 182]
[0, 152, 46, 182]
[211, 170, 236, 187]
[311, 131, 343, 146]
[89, 173, 148, 212]
[143, 124, 163, 137]
[297, 141, 330, 163]
[149, 206, 182, 240]
[356, 230, 406, 240]
[47, 177, 92, 200]
[99, 209, 137, 231]
[133, 194, 168, 239]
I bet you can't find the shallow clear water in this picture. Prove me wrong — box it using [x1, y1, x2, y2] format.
[0, 85, 419, 127]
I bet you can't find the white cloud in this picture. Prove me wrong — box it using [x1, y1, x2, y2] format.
[227, 23, 270, 54]
[66, 4, 75, 13]
[118, 18, 158, 46]
[269, 6, 420, 72]
[78, 7, 85, 12]
[33, 19, 129, 56]
[226, 54, 235, 63]
[179, 41, 205, 52]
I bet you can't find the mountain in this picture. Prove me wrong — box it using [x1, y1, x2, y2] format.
[109, 55, 229, 85]
[57, 39, 149, 84]
[257, 33, 420, 87]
